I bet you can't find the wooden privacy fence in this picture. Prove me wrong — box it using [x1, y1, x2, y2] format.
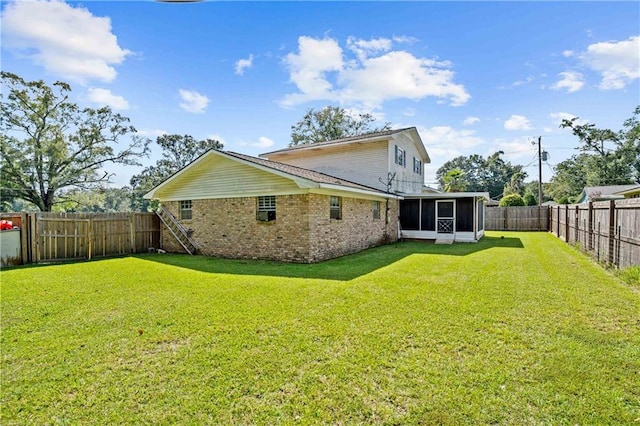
[0, 212, 160, 265]
[550, 199, 640, 269]
[486, 206, 550, 231]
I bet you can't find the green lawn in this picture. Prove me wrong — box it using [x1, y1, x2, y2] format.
[2, 232, 639, 425]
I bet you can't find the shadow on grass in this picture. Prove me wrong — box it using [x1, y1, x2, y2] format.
[136, 236, 523, 281]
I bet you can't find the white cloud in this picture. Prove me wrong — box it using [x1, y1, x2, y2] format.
[1, 0, 131, 84]
[463, 116, 480, 126]
[581, 35, 640, 89]
[281, 36, 344, 106]
[347, 36, 393, 61]
[418, 126, 485, 150]
[235, 54, 254, 75]
[87, 88, 129, 110]
[413, 125, 485, 185]
[492, 137, 536, 161]
[550, 71, 585, 93]
[504, 115, 533, 131]
[281, 35, 470, 109]
[562, 50, 574, 58]
[512, 75, 535, 87]
[178, 89, 210, 114]
[137, 129, 168, 138]
[239, 136, 275, 149]
[403, 108, 416, 117]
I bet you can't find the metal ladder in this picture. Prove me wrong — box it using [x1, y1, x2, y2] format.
[156, 206, 199, 255]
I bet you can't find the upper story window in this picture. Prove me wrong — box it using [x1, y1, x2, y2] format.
[395, 145, 406, 167]
[257, 196, 276, 222]
[330, 196, 342, 220]
[413, 157, 422, 175]
[180, 200, 192, 220]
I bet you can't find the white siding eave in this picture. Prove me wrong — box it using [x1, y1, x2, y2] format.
[312, 184, 402, 201]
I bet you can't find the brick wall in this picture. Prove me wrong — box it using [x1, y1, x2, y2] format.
[308, 194, 398, 262]
[161, 193, 398, 263]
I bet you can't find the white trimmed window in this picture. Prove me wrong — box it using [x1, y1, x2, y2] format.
[257, 196, 276, 222]
[413, 157, 422, 175]
[330, 196, 342, 220]
[395, 145, 406, 167]
[373, 201, 381, 219]
[180, 200, 192, 220]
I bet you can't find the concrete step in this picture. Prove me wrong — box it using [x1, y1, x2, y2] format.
[434, 238, 454, 244]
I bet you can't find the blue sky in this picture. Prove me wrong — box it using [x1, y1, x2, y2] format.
[2, 0, 639, 188]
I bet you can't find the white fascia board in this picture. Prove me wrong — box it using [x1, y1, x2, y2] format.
[313, 183, 402, 200]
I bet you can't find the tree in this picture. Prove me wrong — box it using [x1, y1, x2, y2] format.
[522, 191, 537, 206]
[560, 106, 639, 185]
[436, 151, 526, 199]
[55, 186, 133, 213]
[503, 170, 526, 196]
[443, 168, 468, 192]
[0, 72, 148, 212]
[499, 193, 525, 207]
[547, 153, 592, 202]
[130, 134, 223, 210]
[290, 106, 391, 146]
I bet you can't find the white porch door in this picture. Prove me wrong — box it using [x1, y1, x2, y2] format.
[436, 200, 455, 236]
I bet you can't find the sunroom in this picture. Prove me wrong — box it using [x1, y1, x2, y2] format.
[399, 192, 489, 243]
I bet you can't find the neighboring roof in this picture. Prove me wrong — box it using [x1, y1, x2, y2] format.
[613, 185, 640, 197]
[260, 127, 430, 163]
[421, 186, 441, 194]
[577, 184, 639, 203]
[144, 149, 400, 200]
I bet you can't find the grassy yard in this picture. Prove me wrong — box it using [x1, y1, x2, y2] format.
[2, 232, 639, 424]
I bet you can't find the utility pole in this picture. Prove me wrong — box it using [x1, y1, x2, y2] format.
[537, 136, 542, 207]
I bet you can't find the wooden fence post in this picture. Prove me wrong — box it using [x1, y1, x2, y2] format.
[587, 202, 593, 250]
[574, 205, 579, 244]
[88, 217, 93, 260]
[30, 213, 38, 264]
[608, 200, 615, 265]
[564, 206, 569, 242]
[129, 214, 136, 254]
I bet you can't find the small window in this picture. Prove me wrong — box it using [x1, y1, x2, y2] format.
[395, 145, 406, 167]
[180, 200, 192, 220]
[257, 196, 276, 221]
[330, 196, 342, 220]
[372, 201, 381, 220]
[413, 157, 422, 175]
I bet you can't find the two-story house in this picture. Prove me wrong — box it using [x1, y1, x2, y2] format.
[144, 127, 487, 262]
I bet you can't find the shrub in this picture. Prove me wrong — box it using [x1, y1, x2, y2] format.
[523, 192, 537, 206]
[499, 193, 525, 207]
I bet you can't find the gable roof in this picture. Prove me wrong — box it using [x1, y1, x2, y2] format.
[144, 149, 399, 200]
[577, 184, 639, 203]
[613, 185, 640, 197]
[260, 127, 429, 162]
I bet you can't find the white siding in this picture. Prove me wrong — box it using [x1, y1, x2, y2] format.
[266, 140, 389, 191]
[154, 155, 301, 201]
[389, 132, 427, 193]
